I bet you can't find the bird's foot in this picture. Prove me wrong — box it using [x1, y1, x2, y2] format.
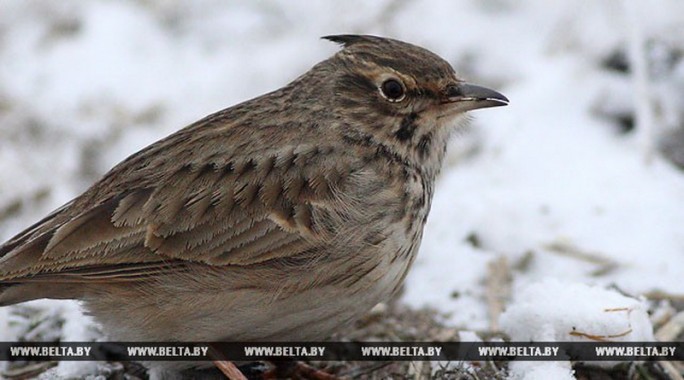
[213, 360, 248, 380]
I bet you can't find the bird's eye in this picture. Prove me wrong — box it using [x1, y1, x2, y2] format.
[380, 79, 405, 102]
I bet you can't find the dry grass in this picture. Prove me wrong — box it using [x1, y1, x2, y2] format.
[3, 296, 684, 379]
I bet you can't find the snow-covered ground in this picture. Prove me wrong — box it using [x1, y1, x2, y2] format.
[1, 1, 683, 379]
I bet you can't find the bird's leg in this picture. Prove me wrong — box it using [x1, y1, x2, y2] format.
[213, 360, 248, 380]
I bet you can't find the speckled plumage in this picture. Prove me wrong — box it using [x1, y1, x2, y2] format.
[0, 35, 507, 346]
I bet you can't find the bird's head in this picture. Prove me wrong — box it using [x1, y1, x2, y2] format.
[318, 34, 508, 169]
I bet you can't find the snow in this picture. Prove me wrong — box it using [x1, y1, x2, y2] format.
[500, 279, 653, 377]
[401, 0, 684, 331]
[507, 361, 575, 380]
[500, 279, 654, 343]
[1, 1, 684, 379]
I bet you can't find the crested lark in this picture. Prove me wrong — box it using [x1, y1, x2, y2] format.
[0, 35, 507, 376]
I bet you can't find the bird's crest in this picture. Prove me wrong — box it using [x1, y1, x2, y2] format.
[322, 34, 384, 47]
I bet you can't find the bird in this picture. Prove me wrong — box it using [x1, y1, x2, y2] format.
[0, 35, 507, 378]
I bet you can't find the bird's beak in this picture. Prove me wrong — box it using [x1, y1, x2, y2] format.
[443, 83, 509, 112]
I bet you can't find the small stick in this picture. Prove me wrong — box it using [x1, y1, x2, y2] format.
[645, 290, 684, 303]
[655, 310, 684, 341]
[569, 328, 633, 341]
[486, 256, 511, 332]
[659, 361, 684, 380]
[543, 241, 619, 276]
[544, 241, 617, 266]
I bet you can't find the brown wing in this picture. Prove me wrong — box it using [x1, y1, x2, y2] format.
[0, 143, 355, 284]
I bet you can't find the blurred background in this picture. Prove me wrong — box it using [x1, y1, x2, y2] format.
[1, 0, 684, 378]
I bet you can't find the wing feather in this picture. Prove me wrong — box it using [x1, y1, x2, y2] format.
[0, 143, 360, 285]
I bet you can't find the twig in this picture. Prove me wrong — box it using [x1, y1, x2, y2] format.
[2, 362, 57, 380]
[659, 361, 684, 380]
[407, 360, 431, 379]
[486, 256, 511, 332]
[642, 308, 683, 379]
[543, 241, 619, 276]
[569, 328, 632, 341]
[655, 310, 684, 341]
[645, 290, 684, 303]
[650, 300, 676, 329]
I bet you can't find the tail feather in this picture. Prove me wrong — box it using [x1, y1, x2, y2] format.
[0, 282, 84, 306]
